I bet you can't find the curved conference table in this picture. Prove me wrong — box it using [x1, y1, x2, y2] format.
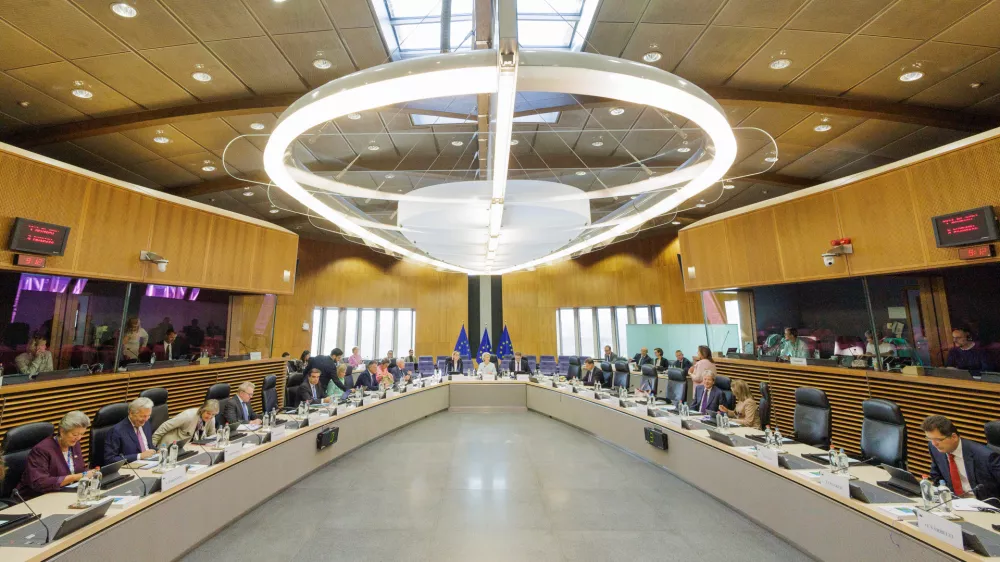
[1, 379, 996, 561]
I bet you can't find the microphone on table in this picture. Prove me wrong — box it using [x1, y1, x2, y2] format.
[119, 454, 148, 497]
[12, 489, 50, 544]
[920, 484, 983, 512]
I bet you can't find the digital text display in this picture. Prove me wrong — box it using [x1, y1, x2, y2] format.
[932, 207, 1000, 248]
[8, 218, 70, 256]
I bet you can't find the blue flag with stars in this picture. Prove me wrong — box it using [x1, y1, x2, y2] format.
[454, 325, 471, 359]
[477, 327, 492, 359]
[497, 324, 514, 358]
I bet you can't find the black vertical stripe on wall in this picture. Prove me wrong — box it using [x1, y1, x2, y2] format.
[468, 276, 480, 353]
[491, 275, 503, 353]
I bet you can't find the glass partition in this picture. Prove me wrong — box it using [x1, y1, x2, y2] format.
[123, 284, 231, 364]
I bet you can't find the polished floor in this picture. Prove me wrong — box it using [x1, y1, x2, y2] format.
[182, 411, 811, 561]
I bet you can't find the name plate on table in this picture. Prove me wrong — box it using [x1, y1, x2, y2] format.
[362, 396, 376, 406]
[386, 390, 397, 399]
[160, 466, 186, 492]
[516, 375, 530, 382]
[756, 446, 779, 468]
[269, 425, 286, 441]
[601, 398, 619, 407]
[664, 415, 683, 429]
[223, 443, 246, 463]
[308, 412, 327, 425]
[819, 472, 850, 499]
[482, 374, 496, 381]
[916, 510, 964, 550]
[406, 384, 415, 392]
[629, 405, 646, 415]
[451, 375, 469, 381]
[790, 357, 808, 366]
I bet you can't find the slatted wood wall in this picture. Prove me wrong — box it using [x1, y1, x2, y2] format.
[715, 358, 1000, 474]
[0, 359, 285, 459]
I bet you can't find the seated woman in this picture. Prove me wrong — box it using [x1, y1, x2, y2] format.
[152, 399, 219, 447]
[375, 359, 393, 385]
[719, 379, 759, 428]
[16, 336, 54, 376]
[18, 411, 98, 499]
[327, 364, 351, 398]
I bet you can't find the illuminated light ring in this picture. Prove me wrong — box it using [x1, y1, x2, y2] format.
[264, 49, 736, 275]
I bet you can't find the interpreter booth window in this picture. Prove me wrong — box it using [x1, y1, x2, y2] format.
[0, 271, 126, 375]
[310, 307, 416, 359]
[702, 290, 754, 355]
[556, 305, 659, 357]
[121, 284, 230, 365]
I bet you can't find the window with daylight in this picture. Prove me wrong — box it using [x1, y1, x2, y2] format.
[310, 307, 415, 359]
[556, 305, 661, 356]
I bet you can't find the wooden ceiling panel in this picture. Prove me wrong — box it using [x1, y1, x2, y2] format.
[906, 52, 1000, 109]
[122, 124, 203, 157]
[301, 132, 360, 162]
[132, 158, 201, 188]
[789, 35, 921, 95]
[6, 62, 140, 117]
[160, 0, 263, 41]
[71, 0, 194, 50]
[817, 154, 895, 181]
[340, 27, 389, 70]
[736, 141, 814, 173]
[776, 148, 864, 178]
[736, 106, 811, 138]
[584, 22, 633, 57]
[72, 133, 161, 166]
[0, 0, 125, 59]
[860, 0, 986, 40]
[714, 0, 809, 28]
[0, 19, 59, 71]
[615, 128, 672, 159]
[620, 23, 703, 70]
[727, 30, 846, 89]
[243, 0, 333, 35]
[722, 105, 757, 125]
[142, 44, 252, 101]
[873, 126, 969, 159]
[642, 0, 725, 24]
[172, 118, 241, 152]
[776, 113, 865, 147]
[936, 0, 1000, 48]
[169, 150, 232, 180]
[0, 111, 25, 134]
[819, 119, 923, 154]
[674, 26, 775, 85]
[273, 30, 356, 88]
[208, 37, 307, 95]
[970, 93, 1000, 115]
[596, 0, 646, 23]
[846, 42, 996, 102]
[321, 0, 377, 29]
[786, 0, 894, 33]
[0, 72, 84, 125]
[223, 114, 278, 150]
[74, 53, 196, 110]
[211, 137, 265, 173]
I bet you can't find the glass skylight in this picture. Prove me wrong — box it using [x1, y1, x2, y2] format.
[410, 112, 559, 126]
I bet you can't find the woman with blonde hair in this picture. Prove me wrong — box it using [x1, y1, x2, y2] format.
[719, 379, 759, 428]
[120, 317, 148, 360]
[153, 399, 220, 446]
[16, 336, 54, 376]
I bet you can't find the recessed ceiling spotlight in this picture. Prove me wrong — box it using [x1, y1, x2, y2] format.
[769, 58, 792, 70]
[71, 81, 92, 99]
[347, 112, 361, 120]
[642, 51, 662, 63]
[451, 140, 464, 146]
[242, 188, 254, 197]
[970, 82, 983, 89]
[813, 117, 832, 132]
[367, 144, 380, 151]
[510, 139, 519, 145]
[676, 146, 691, 153]
[575, 170, 587, 176]
[764, 156, 779, 163]
[110, 2, 137, 18]
[249, 122, 266, 130]
[191, 71, 212, 82]
[17, 100, 30, 108]
[671, 220, 681, 225]
[722, 181, 735, 190]
[152, 130, 171, 144]
[591, 140, 604, 147]
[609, 107, 625, 116]
[385, 173, 395, 179]
[269, 206, 280, 214]
[696, 202, 706, 208]
[313, 58, 332, 70]
[201, 160, 216, 172]
[899, 70, 924, 82]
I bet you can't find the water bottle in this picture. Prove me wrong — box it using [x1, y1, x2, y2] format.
[716, 412, 723, 428]
[920, 475, 935, 510]
[722, 413, 730, 431]
[263, 412, 271, 431]
[937, 481, 953, 514]
[77, 473, 91, 503]
[837, 448, 848, 475]
[764, 426, 774, 448]
[150, 354, 155, 365]
[90, 471, 102, 499]
[774, 427, 784, 448]
[168, 441, 178, 468]
[158, 445, 168, 470]
[828, 447, 837, 468]
[680, 402, 689, 418]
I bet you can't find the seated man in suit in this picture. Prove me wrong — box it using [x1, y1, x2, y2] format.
[390, 358, 412, 384]
[672, 350, 693, 372]
[688, 372, 723, 414]
[602, 345, 617, 364]
[580, 358, 603, 386]
[154, 329, 190, 361]
[105, 397, 157, 463]
[446, 351, 464, 374]
[633, 347, 653, 367]
[153, 399, 218, 447]
[297, 368, 331, 405]
[222, 381, 261, 425]
[508, 351, 530, 374]
[355, 361, 380, 391]
[923, 414, 1000, 507]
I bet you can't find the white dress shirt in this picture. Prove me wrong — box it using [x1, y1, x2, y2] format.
[477, 362, 497, 376]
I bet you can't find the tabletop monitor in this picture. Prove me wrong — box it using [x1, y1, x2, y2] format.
[932, 206, 1000, 248]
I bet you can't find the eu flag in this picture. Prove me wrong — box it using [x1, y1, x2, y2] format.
[454, 325, 471, 359]
[497, 324, 514, 358]
[477, 327, 492, 359]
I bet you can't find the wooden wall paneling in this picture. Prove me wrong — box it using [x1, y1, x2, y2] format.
[836, 171, 927, 275]
[73, 183, 157, 280]
[228, 294, 275, 358]
[772, 191, 848, 281]
[203, 215, 258, 290]
[679, 221, 732, 290]
[143, 200, 213, 286]
[249, 227, 297, 294]
[724, 208, 783, 286]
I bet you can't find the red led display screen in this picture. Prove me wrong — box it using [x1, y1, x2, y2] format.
[8, 218, 71, 256]
[932, 206, 1000, 248]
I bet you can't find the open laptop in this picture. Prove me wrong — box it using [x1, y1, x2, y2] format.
[98, 459, 132, 489]
[53, 498, 114, 540]
[174, 437, 198, 461]
[876, 464, 922, 497]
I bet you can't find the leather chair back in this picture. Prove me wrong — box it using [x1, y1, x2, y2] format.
[539, 361, 556, 375]
[540, 355, 555, 363]
[758, 382, 772, 429]
[600, 361, 612, 374]
[714, 375, 735, 410]
[566, 364, 580, 380]
[613, 361, 629, 388]
[139, 387, 169, 434]
[793, 387, 832, 449]
[986, 421, 1000, 454]
[1, 422, 54, 499]
[262, 375, 278, 413]
[861, 398, 907, 468]
[285, 373, 304, 408]
[91, 402, 129, 466]
[205, 383, 230, 402]
[666, 368, 686, 403]
[568, 356, 580, 366]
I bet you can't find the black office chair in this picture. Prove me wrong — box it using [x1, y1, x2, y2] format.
[640, 364, 657, 394]
[665, 368, 686, 404]
[285, 373, 305, 408]
[568, 356, 580, 366]
[860, 398, 907, 469]
[793, 387, 832, 449]
[613, 361, 629, 388]
[139, 387, 168, 434]
[714, 375, 735, 410]
[205, 382, 230, 403]
[758, 382, 772, 430]
[262, 375, 278, 413]
[985, 421, 1000, 454]
[90, 402, 129, 466]
[1, 422, 54, 502]
[567, 363, 581, 380]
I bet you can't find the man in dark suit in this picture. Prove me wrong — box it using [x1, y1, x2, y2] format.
[154, 330, 190, 361]
[355, 361, 380, 391]
[508, 352, 530, 374]
[923, 415, 1000, 507]
[602, 345, 618, 364]
[390, 358, 412, 383]
[306, 348, 343, 393]
[580, 358, 603, 386]
[672, 350, 693, 372]
[446, 351, 464, 373]
[222, 381, 260, 425]
[633, 347, 653, 366]
[297, 368, 331, 405]
[105, 397, 157, 464]
[689, 372, 723, 414]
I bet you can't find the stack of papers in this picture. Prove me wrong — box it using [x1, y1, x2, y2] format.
[877, 506, 918, 520]
[953, 498, 996, 512]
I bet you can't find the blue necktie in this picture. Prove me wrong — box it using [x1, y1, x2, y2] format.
[312, 385, 317, 400]
[241, 401, 248, 421]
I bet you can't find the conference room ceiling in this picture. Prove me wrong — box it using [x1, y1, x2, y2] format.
[1, 0, 999, 243]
